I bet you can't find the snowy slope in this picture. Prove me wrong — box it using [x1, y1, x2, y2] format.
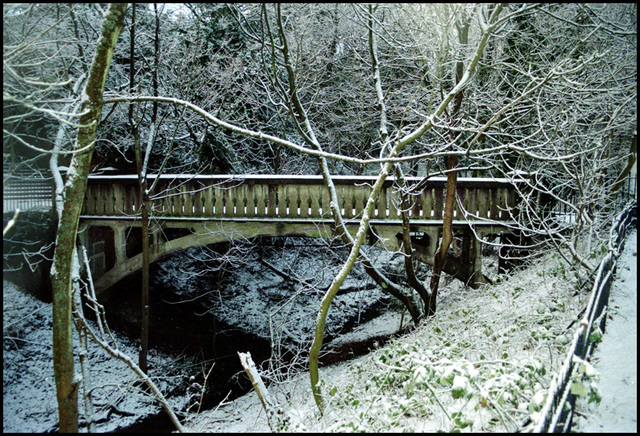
[4, 230, 634, 433]
[184, 245, 602, 432]
[2, 281, 190, 433]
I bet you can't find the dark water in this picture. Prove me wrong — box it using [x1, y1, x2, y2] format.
[96, 241, 399, 432]
[100, 269, 272, 407]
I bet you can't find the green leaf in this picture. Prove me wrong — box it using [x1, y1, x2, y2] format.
[570, 381, 588, 397]
[452, 388, 465, 399]
[589, 330, 603, 343]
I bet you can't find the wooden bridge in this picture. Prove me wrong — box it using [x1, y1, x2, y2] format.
[78, 174, 522, 293]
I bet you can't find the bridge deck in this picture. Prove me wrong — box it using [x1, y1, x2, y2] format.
[79, 215, 518, 228]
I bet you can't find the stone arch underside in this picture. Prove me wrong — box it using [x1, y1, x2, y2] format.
[81, 218, 514, 294]
[84, 219, 400, 294]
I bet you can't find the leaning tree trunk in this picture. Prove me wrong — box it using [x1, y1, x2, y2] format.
[308, 4, 502, 413]
[427, 8, 471, 316]
[428, 155, 457, 316]
[50, 4, 127, 432]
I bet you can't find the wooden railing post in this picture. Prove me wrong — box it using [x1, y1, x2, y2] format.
[422, 187, 434, 218]
[245, 183, 256, 217]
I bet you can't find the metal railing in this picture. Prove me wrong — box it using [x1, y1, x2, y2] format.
[533, 199, 637, 432]
[612, 175, 637, 210]
[2, 169, 54, 212]
[540, 176, 637, 224]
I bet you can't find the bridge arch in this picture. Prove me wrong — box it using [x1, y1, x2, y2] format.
[79, 218, 422, 293]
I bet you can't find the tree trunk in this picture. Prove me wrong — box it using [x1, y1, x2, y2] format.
[139, 196, 150, 372]
[427, 8, 471, 316]
[395, 167, 430, 305]
[50, 4, 127, 432]
[428, 156, 457, 316]
[139, 4, 162, 372]
[238, 352, 288, 432]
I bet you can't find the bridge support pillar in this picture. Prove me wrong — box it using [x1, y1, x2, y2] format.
[410, 227, 491, 289]
[469, 230, 487, 286]
[412, 227, 442, 265]
[110, 223, 128, 266]
[77, 224, 111, 279]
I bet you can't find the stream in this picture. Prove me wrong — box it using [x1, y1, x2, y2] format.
[98, 237, 401, 432]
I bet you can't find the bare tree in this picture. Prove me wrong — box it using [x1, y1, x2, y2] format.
[51, 5, 127, 430]
[4, 4, 124, 430]
[5, 4, 130, 430]
[8, 3, 635, 422]
[477, 3, 637, 276]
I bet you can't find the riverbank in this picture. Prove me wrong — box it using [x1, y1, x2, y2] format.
[184, 246, 599, 432]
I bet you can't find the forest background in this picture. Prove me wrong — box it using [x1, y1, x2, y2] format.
[3, 3, 636, 432]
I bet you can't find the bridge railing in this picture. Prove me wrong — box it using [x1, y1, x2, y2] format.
[82, 174, 519, 222]
[3, 167, 54, 211]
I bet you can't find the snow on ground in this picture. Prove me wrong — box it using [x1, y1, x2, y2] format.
[185, 245, 602, 432]
[1, 239, 397, 433]
[4, 228, 634, 433]
[572, 229, 637, 433]
[153, 241, 392, 352]
[2, 280, 190, 433]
